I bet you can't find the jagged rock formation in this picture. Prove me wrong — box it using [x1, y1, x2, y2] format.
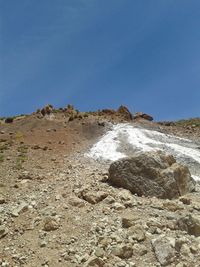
[117, 105, 133, 120]
[96, 105, 133, 121]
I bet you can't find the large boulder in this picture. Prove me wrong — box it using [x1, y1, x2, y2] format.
[108, 151, 195, 199]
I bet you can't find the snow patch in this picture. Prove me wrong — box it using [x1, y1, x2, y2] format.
[86, 123, 200, 180]
[192, 175, 200, 182]
[86, 124, 126, 161]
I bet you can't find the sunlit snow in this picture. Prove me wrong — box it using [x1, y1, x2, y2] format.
[86, 123, 200, 180]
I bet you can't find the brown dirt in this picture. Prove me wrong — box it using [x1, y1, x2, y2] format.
[0, 111, 200, 267]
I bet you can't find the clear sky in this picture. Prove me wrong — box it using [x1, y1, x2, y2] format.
[1, 0, 200, 120]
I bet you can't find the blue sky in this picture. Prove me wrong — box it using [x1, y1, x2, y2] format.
[1, 0, 200, 120]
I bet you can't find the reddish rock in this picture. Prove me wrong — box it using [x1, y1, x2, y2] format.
[117, 105, 133, 120]
[134, 112, 153, 121]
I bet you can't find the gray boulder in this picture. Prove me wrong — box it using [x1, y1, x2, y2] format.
[108, 151, 195, 199]
[152, 236, 176, 266]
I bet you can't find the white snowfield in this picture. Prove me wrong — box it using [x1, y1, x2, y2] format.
[86, 123, 200, 181]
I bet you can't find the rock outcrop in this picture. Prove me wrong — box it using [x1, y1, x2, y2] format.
[117, 105, 133, 120]
[97, 105, 133, 121]
[134, 112, 153, 121]
[108, 151, 195, 199]
[41, 104, 54, 116]
[5, 117, 14, 123]
[64, 104, 79, 120]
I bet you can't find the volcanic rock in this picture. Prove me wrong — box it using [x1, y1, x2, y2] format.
[108, 151, 195, 199]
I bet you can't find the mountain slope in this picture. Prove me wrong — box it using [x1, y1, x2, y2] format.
[0, 108, 200, 267]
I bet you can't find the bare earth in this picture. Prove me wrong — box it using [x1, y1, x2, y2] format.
[0, 110, 200, 267]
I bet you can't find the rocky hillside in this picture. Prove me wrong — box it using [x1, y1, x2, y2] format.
[0, 105, 200, 267]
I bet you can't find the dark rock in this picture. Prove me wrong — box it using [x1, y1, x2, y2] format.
[98, 121, 105, 127]
[158, 121, 175, 126]
[0, 225, 9, 239]
[5, 117, 14, 123]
